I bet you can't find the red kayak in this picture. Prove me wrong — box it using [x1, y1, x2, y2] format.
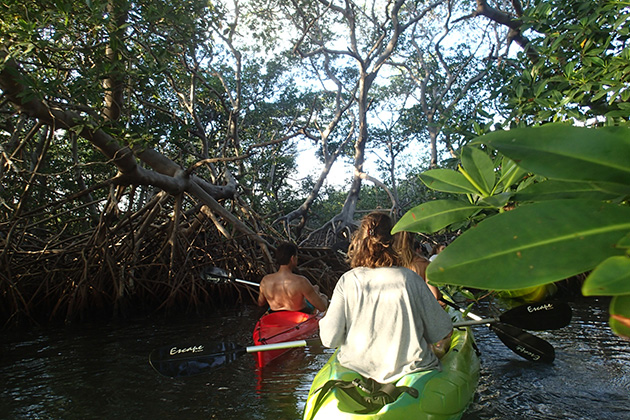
[252, 310, 323, 368]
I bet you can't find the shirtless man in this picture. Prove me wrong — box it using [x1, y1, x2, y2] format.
[258, 242, 328, 313]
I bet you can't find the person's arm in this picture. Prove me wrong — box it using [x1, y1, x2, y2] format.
[301, 279, 328, 312]
[411, 257, 443, 303]
[412, 257, 429, 280]
[426, 282, 444, 305]
[417, 276, 453, 356]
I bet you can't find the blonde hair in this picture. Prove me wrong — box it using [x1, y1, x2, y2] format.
[393, 230, 430, 279]
[348, 212, 399, 268]
[393, 231, 415, 267]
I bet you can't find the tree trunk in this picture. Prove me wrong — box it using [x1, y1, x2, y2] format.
[338, 73, 373, 229]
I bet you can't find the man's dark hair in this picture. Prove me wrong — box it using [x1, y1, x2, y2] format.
[275, 242, 298, 265]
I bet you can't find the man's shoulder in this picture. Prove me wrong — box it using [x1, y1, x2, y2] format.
[260, 272, 279, 285]
[287, 273, 309, 283]
[287, 273, 314, 289]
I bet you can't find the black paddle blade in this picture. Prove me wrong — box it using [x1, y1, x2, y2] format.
[500, 301, 572, 331]
[149, 342, 246, 378]
[491, 322, 555, 363]
[200, 266, 231, 283]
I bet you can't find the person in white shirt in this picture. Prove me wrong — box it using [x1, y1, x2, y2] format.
[319, 212, 452, 384]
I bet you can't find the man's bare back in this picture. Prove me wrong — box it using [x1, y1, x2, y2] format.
[258, 268, 327, 312]
[258, 243, 328, 312]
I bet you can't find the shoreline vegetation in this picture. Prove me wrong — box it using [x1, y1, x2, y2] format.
[0, 207, 349, 330]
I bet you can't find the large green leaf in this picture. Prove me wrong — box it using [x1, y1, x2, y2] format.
[426, 200, 630, 290]
[496, 156, 528, 192]
[392, 200, 482, 234]
[617, 233, 630, 248]
[514, 180, 630, 202]
[610, 295, 630, 339]
[477, 192, 511, 208]
[479, 124, 630, 185]
[582, 256, 630, 296]
[460, 146, 495, 196]
[419, 169, 478, 194]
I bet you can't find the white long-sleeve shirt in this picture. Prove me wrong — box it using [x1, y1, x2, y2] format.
[319, 266, 453, 383]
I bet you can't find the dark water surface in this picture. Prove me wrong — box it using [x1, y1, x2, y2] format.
[1, 297, 629, 420]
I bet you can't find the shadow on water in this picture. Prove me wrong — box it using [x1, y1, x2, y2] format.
[1, 297, 629, 420]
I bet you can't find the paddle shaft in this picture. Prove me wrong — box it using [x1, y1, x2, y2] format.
[149, 337, 322, 377]
[245, 338, 318, 353]
[234, 278, 259, 287]
[442, 299, 486, 322]
[453, 318, 499, 327]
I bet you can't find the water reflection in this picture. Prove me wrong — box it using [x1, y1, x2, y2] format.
[1, 297, 629, 420]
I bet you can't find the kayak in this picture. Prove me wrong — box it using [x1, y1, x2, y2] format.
[302, 309, 480, 420]
[495, 283, 558, 303]
[253, 310, 323, 368]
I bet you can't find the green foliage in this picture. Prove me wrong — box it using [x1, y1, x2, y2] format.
[480, 125, 630, 185]
[0, 0, 221, 227]
[244, 141, 301, 215]
[308, 185, 351, 228]
[392, 143, 528, 234]
[392, 200, 485, 234]
[419, 169, 479, 195]
[609, 295, 630, 338]
[392, 0, 630, 338]
[426, 199, 630, 290]
[582, 256, 630, 296]
[395, 124, 630, 338]
[505, 0, 630, 123]
[1, 0, 317, 228]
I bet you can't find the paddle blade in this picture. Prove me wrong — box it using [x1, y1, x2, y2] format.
[491, 322, 555, 363]
[149, 342, 246, 378]
[201, 266, 260, 287]
[200, 266, 231, 284]
[500, 301, 573, 331]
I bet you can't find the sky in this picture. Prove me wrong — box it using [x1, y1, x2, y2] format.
[293, 142, 354, 189]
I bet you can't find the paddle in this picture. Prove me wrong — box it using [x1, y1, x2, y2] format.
[149, 338, 320, 378]
[496, 300, 572, 330]
[490, 322, 555, 363]
[201, 266, 260, 287]
[442, 300, 572, 331]
[443, 299, 557, 363]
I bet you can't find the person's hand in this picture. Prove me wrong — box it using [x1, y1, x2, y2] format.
[430, 342, 447, 359]
[319, 292, 329, 309]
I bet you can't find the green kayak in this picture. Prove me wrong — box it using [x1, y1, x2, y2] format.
[495, 283, 558, 303]
[302, 313, 480, 420]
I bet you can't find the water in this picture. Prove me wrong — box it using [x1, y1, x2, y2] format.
[464, 298, 630, 420]
[1, 297, 628, 420]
